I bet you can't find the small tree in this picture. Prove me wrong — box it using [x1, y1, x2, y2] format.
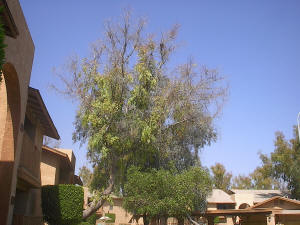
[123, 166, 212, 225]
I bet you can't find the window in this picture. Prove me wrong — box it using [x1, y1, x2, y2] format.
[217, 203, 235, 210]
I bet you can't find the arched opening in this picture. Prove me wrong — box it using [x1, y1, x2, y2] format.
[239, 203, 250, 209]
[0, 62, 21, 224]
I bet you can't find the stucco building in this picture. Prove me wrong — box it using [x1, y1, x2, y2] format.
[40, 145, 82, 186]
[11, 87, 60, 225]
[0, 0, 35, 224]
[0, 1, 82, 224]
[88, 189, 300, 225]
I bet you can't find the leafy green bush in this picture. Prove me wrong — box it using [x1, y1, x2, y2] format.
[79, 222, 91, 225]
[85, 213, 98, 225]
[41, 184, 84, 225]
[214, 216, 220, 223]
[105, 213, 116, 223]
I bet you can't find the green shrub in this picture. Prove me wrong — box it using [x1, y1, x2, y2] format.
[41, 184, 84, 225]
[79, 222, 91, 225]
[85, 213, 98, 225]
[214, 216, 220, 223]
[105, 213, 116, 223]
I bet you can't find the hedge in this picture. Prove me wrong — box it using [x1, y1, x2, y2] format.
[41, 184, 84, 225]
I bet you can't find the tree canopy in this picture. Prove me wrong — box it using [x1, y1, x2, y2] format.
[210, 163, 232, 192]
[54, 11, 228, 219]
[123, 166, 212, 225]
[256, 126, 300, 198]
[79, 166, 93, 187]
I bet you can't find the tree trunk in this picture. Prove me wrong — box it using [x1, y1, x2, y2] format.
[186, 214, 201, 225]
[177, 217, 184, 225]
[143, 215, 150, 225]
[150, 216, 159, 225]
[160, 216, 167, 225]
[82, 172, 115, 219]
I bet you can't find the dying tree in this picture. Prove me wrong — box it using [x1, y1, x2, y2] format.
[53, 11, 228, 219]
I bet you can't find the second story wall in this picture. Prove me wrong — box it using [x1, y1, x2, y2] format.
[40, 146, 77, 186]
[40, 150, 60, 185]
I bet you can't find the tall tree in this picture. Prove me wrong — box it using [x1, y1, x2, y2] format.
[231, 175, 253, 189]
[249, 153, 280, 190]
[258, 126, 300, 198]
[210, 163, 232, 192]
[54, 11, 227, 219]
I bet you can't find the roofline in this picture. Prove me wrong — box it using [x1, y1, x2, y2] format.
[42, 145, 72, 170]
[193, 208, 273, 216]
[207, 202, 236, 204]
[28, 87, 60, 139]
[250, 196, 300, 209]
[74, 175, 83, 186]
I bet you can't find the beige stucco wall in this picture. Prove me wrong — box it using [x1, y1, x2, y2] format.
[0, 79, 7, 155]
[207, 203, 217, 210]
[231, 193, 255, 209]
[1, 0, 35, 224]
[40, 151, 60, 185]
[100, 198, 143, 225]
[56, 148, 76, 170]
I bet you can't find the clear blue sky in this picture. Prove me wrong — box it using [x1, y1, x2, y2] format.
[19, 0, 300, 176]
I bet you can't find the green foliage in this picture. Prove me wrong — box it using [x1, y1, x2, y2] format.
[84, 213, 98, 225]
[57, 13, 227, 195]
[231, 175, 253, 189]
[123, 166, 212, 219]
[55, 12, 227, 219]
[249, 153, 280, 190]
[79, 166, 93, 187]
[211, 163, 232, 192]
[257, 126, 300, 198]
[80, 222, 92, 225]
[105, 213, 116, 223]
[214, 217, 220, 223]
[41, 184, 84, 225]
[0, 7, 6, 82]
